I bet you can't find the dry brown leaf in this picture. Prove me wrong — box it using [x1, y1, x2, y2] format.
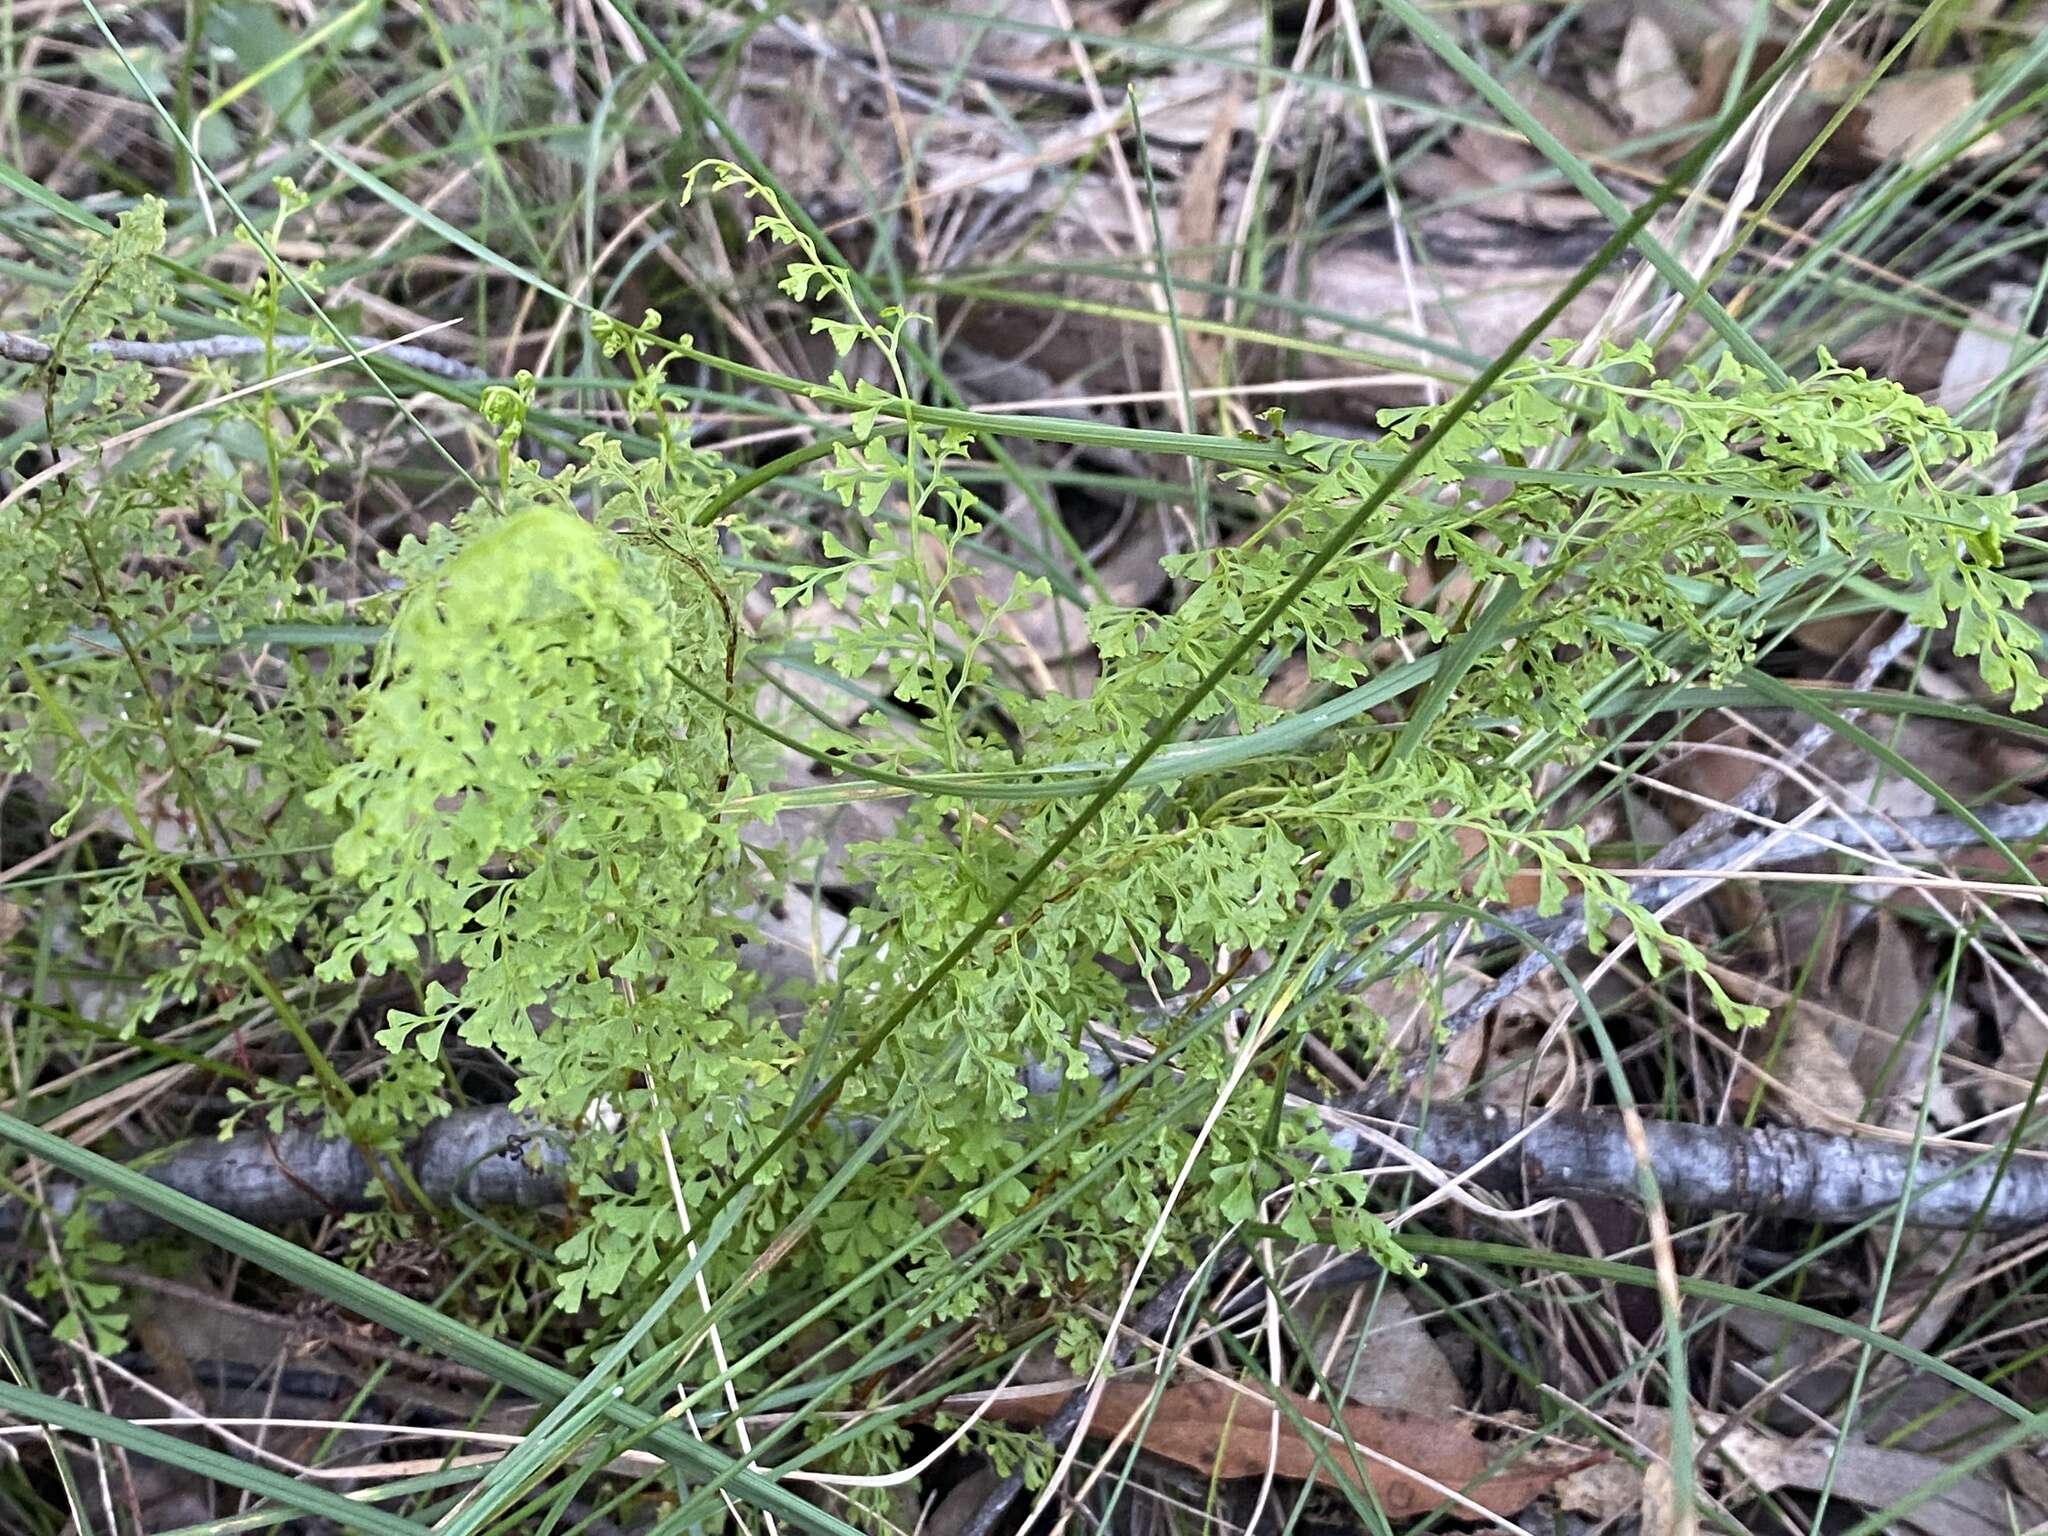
[896, 0, 1065, 71]
[1888, 715, 2038, 805]
[1935, 281, 2032, 417]
[2003, 1445, 2048, 1512]
[1662, 716, 1774, 827]
[1721, 1306, 2010, 1455]
[1501, 75, 1618, 154]
[1712, 966, 1870, 1126]
[1712, 1416, 2035, 1536]
[1762, 1018, 1868, 1129]
[1682, 35, 1764, 121]
[1434, 1002, 1571, 1107]
[1261, 656, 1312, 712]
[1629, 1406, 2038, 1536]
[1654, 716, 1771, 931]
[1680, 33, 1870, 176]
[1728, 966, 2031, 1138]
[1356, 959, 1489, 1059]
[1172, 86, 1239, 385]
[1830, 768, 1938, 917]
[1637, 1411, 1684, 1536]
[1906, 843, 2048, 918]
[1862, 68, 2002, 166]
[1791, 609, 1886, 660]
[1808, 42, 1868, 96]
[1557, 1456, 1642, 1521]
[1390, 132, 1595, 232]
[1614, 15, 1689, 135]
[1912, 667, 2048, 782]
[1983, 979, 2048, 1112]
[1833, 913, 1967, 1132]
[1171, 89, 1238, 274]
[957, 1377, 1592, 1518]
[924, 1466, 1004, 1536]
[1317, 1285, 1465, 1415]
[1451, 822, 1550, 909]
[1300, 242, 1617, 372]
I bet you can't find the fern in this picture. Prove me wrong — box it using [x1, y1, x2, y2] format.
[5, 172, 2039, 1475]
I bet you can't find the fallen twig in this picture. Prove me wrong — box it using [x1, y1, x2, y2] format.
[1331, 1104, 2048, 1230]
[0, 328, 489, 383]
[1436, 621, 1929, 1040]
[7, 1097, 2044, 1248]
[0, 1107, 561, 1245]
[1483, 796, 2048, 960]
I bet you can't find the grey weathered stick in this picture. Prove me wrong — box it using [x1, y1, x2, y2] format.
[1333, 1105, 2048, 1231]
[0, 328, 489, 383]
[8, 1098, 2045, 1247]
[0, 1107, 564, 1245]
[1436, 621, 1924, 1039]
[1480, 796, 2048, 959]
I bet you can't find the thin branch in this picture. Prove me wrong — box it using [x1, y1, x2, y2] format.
[1436, 620, 1925, 1039]
[0, 1107, 562, 1245]
[8, 1098, 2045, 1249]
[1331, 1104, 2048, 1231]
[1490, 796, 2048, 958]
[0, 328, 488, 382]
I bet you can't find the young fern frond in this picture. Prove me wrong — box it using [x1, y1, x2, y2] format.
[6, 173, 2039, 1454]
[317, 167, 2036, 1342]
